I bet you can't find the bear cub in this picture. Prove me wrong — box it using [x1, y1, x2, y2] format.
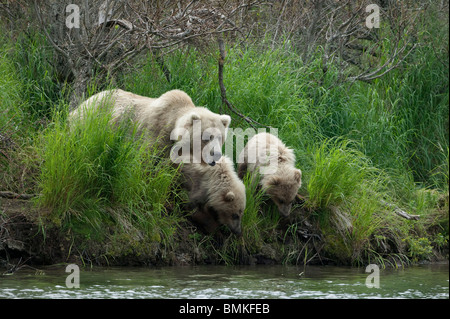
[238, 132, 301, 217]
[182, 156, 246, 236]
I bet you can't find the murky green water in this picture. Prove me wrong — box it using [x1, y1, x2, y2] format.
[0, 262, 448, 299]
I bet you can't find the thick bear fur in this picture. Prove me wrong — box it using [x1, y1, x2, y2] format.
[237, 132, 301, 217]
[182, 156, 246, 236]
[70, 89, 231, 165]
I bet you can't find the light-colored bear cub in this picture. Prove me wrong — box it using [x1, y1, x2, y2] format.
[237, 132, 301, 217]
[182, 156, 246, 236]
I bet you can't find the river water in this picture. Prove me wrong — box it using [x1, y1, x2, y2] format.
[0, 262, 448, 299]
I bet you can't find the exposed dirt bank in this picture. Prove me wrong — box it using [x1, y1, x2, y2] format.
[1, 197, 448, 272]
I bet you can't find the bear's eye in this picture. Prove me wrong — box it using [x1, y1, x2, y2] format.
[279, 200, 285, 205]
[232, 213, 239, 220]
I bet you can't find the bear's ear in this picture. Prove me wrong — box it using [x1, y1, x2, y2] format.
[224, 191, 235, 202]
[294, 169, 302, 184]
[220, 115, 231, 128]
[190, 112, 200, 122]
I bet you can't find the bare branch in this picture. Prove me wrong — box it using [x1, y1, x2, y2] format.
[347, 38, 418, 83]
[217, 37, 270, 129]
[0, 191, 40, 200]
[33, 1, 71, 64]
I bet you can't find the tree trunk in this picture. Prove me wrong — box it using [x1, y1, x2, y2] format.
[69, 62, 91, 111]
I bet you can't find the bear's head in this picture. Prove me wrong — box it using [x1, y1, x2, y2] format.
[263, 167, 302, 217]
[204, 157, 246, 235]
[171, 108, 231, 166]
[205, 187, 246, 236]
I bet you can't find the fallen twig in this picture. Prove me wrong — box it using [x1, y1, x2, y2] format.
[0, 191, 40, 200]
[381, 200, 420, 220]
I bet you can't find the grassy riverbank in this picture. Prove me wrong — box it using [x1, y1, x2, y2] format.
[1, 17, 448, 268]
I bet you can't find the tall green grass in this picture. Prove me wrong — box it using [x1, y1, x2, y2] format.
[305, 138, 388, 265]
[36, 97, 182, 247]
[306, 139, 374, 209]
[0, 34, 31, 141]
[10, 32, 66, 126]
[0, 35, 42, 194]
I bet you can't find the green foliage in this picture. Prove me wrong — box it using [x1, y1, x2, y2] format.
[11, 32, 66, 125]
[1, 7, 448, 266]
[307, 138, 374, 209]
[0, 35, 27, 137]
[36, 97, 181, 248]
[407, 237, 434, 262]
[0, 35, 41, 193]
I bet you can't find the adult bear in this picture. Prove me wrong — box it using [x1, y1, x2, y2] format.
[70, 89, 231, 165]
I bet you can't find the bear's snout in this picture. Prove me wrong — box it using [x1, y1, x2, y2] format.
[278, 203, 292, 217]
[206, 149, 222, 166]
[230, 224, 242, 237]
[228, 218, 242, 236]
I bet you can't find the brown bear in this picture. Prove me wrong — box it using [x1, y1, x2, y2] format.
[237, 132, 301, 217]
[70, 89, 231, 165]
[182, 155, 246, 236]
